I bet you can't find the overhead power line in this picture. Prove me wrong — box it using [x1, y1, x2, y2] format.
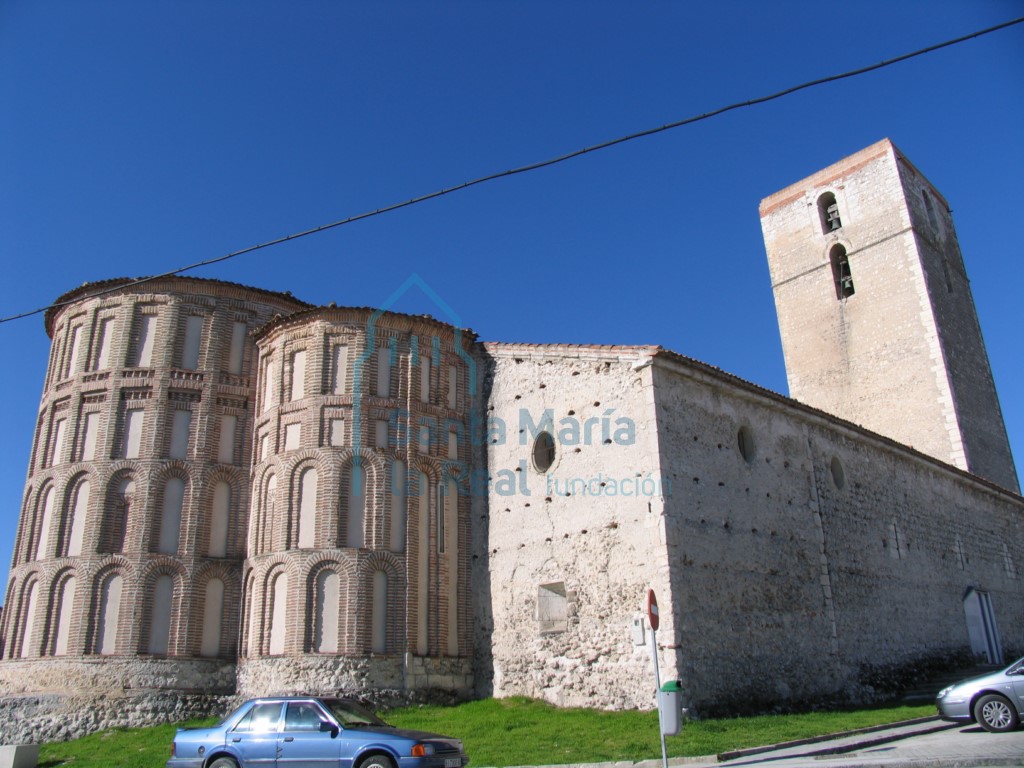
[2, 15, 1022, 326]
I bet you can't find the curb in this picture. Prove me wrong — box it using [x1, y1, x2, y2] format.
[716, 715, 948, 762]
[495, 716, 962, 768]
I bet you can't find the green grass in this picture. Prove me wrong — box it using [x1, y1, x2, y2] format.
[38, 718, 216, 768]
[38, 698, 935, 768]
[384, 698, 934, 766]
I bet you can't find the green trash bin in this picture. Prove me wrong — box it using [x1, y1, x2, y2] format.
[657, 680, 683, 736]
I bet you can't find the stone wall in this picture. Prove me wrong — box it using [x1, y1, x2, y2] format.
[0, 691, 234, 745]
[478, 344, 671, 710]
[476, 340, 1022, 715]
[651, 352, 1023, 715]
[238, 654, 473, 700]
[0, 656, 235, 696]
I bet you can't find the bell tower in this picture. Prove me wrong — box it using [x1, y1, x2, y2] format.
[760, 139, 1018, 493]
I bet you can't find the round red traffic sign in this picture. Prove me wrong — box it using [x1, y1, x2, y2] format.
[646, 589, 659, 631]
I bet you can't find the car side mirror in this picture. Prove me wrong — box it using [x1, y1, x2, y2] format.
[319, 722, 339, 737]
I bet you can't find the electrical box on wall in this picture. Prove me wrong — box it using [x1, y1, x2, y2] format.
[631, 614, 647, 646]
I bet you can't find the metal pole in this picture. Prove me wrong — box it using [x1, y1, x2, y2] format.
[649, 625, 668, 768]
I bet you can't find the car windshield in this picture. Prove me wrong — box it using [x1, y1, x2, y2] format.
[322, 699, 391, 728]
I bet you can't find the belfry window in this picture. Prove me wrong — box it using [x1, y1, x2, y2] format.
[818, 192, 842, 233]
[830, 244, 855, 299]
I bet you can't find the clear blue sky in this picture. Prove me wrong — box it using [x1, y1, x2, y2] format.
[1, 1, 1022, 591]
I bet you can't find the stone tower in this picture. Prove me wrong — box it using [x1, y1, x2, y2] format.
[760, 138, 1019, 493]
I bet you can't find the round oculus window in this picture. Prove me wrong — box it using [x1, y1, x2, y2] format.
[532, 431, 556, 473]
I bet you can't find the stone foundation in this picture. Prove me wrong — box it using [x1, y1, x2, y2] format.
[237, 654, 473, 700]
[0, 691, 234, 744]
[0, 656, 235, 696]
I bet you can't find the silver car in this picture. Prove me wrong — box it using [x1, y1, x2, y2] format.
[936, 657, 1024, 732]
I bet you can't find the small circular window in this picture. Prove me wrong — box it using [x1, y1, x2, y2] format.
[532, 431, 556, 473]
[830, 456, 846, 490]
[737, 426, 756, 464]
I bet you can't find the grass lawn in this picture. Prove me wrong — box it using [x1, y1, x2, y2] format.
[38, 698, 935, 768]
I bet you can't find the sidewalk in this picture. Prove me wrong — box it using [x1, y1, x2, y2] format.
[504, 717, 1024, 768]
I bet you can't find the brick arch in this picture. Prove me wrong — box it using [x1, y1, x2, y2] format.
[84, 555, 134, 588]
[439, 459, 471, 497]
[360, 551, 405, 655]
[96, 460, 151, 553]
[251, 463, 282, 556]
[239, 567, 258, 658]
[148, 468, 191, 555]
[406, 458, 439, 548]
[252, 554, 300, 588]
[203, 463, 246, 489]
[151, 459, 192, 485]
[0, 575, 14, 657]
[280, 447, 328, 475]
[15, 488, 33, 565]
[137, 559, 188, 656]
[6, 570, 44, 659]
[57, 471, 93, 559]
[380, 456, 411, 554]
[103, 458, 149, 477]
[139, 557, 189, 585]
[286, 456, 322, 551]
[43, 566, 80, 657]
[25, 480, 57, 563]
[360, 550, 404, 577]
[304, 558, 355, 654]
[259, 562, 294, 656]
[86, 564, 129, 656]
[200, 470, 242, 558]
[337, 450, 384, 550]
[190, 563, 239, 659]
[99, 469, 139, 555]
[409, 456, 442, 485]
[304, 552, 358, 579]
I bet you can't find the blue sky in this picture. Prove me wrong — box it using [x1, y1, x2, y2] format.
[1, 1, 1022, 590]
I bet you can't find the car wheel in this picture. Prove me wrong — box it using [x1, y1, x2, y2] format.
[357, 754, 396, 768]
[973, 694, 1019, 733]
[208, 758, 240, 768]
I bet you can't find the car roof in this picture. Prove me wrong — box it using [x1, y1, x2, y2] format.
[245, 696, 375, 708]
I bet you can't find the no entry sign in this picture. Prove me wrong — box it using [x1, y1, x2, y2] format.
[646, 589, 659, 631]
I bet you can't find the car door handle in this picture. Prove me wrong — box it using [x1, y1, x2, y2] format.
[232, 738, 241, 743]
[284, 737, 294, 742]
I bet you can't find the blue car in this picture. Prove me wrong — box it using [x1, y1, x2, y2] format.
[166, 696, 470, 768]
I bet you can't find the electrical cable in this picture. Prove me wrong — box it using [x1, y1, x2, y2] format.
[1, 14, 1021, 326]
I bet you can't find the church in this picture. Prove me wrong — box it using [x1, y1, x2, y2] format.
[0, 139, 1020, 741]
